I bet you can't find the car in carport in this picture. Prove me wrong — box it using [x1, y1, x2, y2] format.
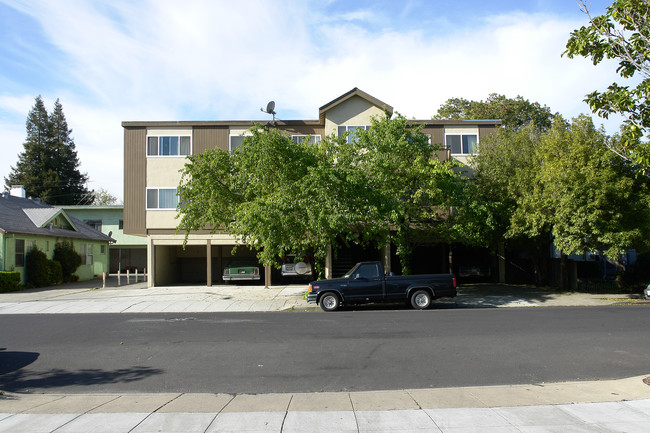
[223, 260, 260, 282]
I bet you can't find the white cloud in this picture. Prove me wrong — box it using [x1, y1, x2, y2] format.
[0, 1, 631, 200]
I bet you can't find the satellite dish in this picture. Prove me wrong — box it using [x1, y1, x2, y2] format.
[261, 100, 277, 121]
[108, 231, 113, 237]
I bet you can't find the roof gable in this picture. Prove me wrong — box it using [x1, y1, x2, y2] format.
[319, 88, 393, 123]
[22, 208, 78, 231]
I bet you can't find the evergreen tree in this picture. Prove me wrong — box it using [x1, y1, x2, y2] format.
[4, 96, 91, 205]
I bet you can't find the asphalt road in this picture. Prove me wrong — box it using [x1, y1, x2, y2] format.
[1, 306, 649, 394]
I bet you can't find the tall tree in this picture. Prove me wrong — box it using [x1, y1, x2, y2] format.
[564, 0, 650, 171]
[433, 93, 557, 131]
[5, 97, 90, 204]
[354, 113, 464, 274]
[177, 116, 467, 276]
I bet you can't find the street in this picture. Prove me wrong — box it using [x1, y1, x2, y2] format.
[1, 306, 649, 394]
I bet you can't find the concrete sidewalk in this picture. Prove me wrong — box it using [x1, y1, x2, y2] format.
[1, 376, 649, 432]
[0, 277, 646, 314]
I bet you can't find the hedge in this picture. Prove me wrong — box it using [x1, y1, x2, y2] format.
[0, 271, 21, 293]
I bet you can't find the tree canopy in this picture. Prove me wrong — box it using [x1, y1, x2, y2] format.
[177, 114, 467, 275]
[5, 96, 91, 204]
[564, 0, 650, 171]
[433, 93, 557, 131]
[471, 115, 650, 262]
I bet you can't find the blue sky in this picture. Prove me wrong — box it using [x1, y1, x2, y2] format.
[0, 0, 624, 200]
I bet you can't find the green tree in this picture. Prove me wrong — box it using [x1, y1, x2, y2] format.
[564, 0, 650, 171]
[353, 113, 464, 274]
[178, 116, 467, 276]
[53, 241, 82, 282]
[472, 115, 650, 286]
[5, 96, 91, 204]
[92, 188, 119, 205]
[434, 93, 556, 131]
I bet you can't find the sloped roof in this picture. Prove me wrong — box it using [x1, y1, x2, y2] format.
[0, 194, 113, 242]
[318, 88, 394, 123]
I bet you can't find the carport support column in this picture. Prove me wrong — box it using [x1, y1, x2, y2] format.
[382, 243, 391, 274]
[498, 241, 506, 284]
[325, 244, 333, 279]
[147, 237, 155, 288]
[206, 239, 212, 287]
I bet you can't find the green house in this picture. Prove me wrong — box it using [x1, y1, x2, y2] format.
[0, 190, 113, 285]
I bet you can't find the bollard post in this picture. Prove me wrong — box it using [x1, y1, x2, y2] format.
[127, 269, 130, 284]
[117, 269, 121, 286]
[135, 268, 138, 282]
[102, 272, 106, 289]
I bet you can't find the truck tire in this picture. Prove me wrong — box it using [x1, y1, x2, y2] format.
[410, 290, 432, 310]
[320, 292, 340, 312]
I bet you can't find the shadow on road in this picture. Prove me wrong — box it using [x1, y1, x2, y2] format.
[0, 365, 163, 392]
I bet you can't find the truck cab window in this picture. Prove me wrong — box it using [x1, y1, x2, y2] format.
[356, 264, 379, 278]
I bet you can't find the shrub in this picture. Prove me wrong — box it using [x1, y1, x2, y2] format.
[0, 271, 21, 292]
[53, 241, 82, 282]
[617, 252, 650, 290]
[48, 260, 63, 285]
[26, 246, 51, 287]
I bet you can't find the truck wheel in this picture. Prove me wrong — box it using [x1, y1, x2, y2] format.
[411, 290, 432, 310]
[320, 293, 340, 312]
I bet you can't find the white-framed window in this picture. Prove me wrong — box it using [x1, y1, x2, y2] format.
[229, 134, 252, 152]
[147, 136, 191, 156]
[80, 244, 93, 265]
[100, 245, 106, 254]
[446, 134, 478, 155]
[337, 125, 370, 143]
[291, 135, 321, 144]
[15, 239, 25, 267]
[146, 188, 179, 210]
[84, 220, 102, 232]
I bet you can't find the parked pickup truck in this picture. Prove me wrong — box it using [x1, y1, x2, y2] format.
[307, 261, 456, 312]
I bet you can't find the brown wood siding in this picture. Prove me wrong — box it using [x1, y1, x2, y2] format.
[123, 127, 146, 235]
[193, 126, 229, 153]
[479, 125, 500, 141]
[422, 126, 448, 161]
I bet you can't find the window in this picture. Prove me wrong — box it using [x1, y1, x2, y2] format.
[100, 245, 106, 254]
[118, 219, 123, 230]
[337, 125, 370, 143]
[146, 136, 191, 156]
[146, 188, 179, 209]
[84, 220, 102, 232]
[446, 134, 478, 155]
[291, 135, 321, 144]
[229, 134, 252, 152]
[15, 239, 25, 267]
[355, 263, 380, 278]
[80, 244, 93, 265]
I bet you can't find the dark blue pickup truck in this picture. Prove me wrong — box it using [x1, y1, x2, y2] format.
[307, 261, 457, 312]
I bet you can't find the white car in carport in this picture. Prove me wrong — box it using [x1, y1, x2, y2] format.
[281, 254, 312, 278]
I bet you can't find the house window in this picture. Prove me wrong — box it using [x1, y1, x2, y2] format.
[337, 125, 370, 143]
[15, 239, 25, 267]
[146, 188, 179, 209]
[100, 245, 106, 254]
[446, 134, 478, 155]
[229, 134, 252, 152]
[119, 219, 123, 230]
[84, 220, 102, 232]
[80, 244, 93, 265]
[291, 135, 321, 144]
[146, 136, 191, 156]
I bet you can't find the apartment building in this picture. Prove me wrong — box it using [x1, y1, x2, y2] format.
[122, 88, 500, 287]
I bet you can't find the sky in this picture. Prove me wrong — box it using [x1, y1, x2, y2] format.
[0, 0, 630, 202]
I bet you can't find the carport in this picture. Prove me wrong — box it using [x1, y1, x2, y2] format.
[147, 235, 270, 287]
